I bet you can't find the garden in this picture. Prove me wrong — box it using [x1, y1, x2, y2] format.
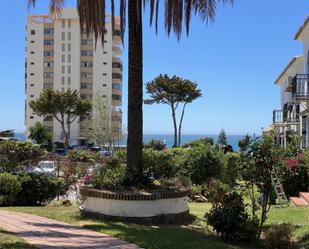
[0, 135, 308, 249]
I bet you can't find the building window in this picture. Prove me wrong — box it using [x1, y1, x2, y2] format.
[62, 20, 65, 28]
[61, 76, 65, 85]
[44, 51, 54, 56]
[30, 40, 35, 43]
[68, 19, 71, 28]
[103, 84, 107, 87]
[81, 61, 93, 67]
[113, 29, 121, 36]
[30, 116, 34, 119]
[67, 54, 71, 63]
[62, 54, 65, 63]
[62, 43, 65, 52]
[112, 83, 121, 90]
[44, 72, 54, 78]
[103, 51, 107, 54]
[30, 30, 36, 35]
[103, 73, 107, 76]
[81, 50, 93, 56]
[30, 62, 34, 65]
[68, 43, 71, 52]
[81, 83, 93, 89]
[81, 39, 93, 46]
[62, 32, 65, 40]
[67, 76, 71, 85]
[62, 65, 65, 74]
[30, 73, 34, 76]
[44, 40, 54, 46]
[112, 73, 122, 79]
[103, 62, 107, 65]
[68, 32, 71, 40]
[112, 94, 121, 101]
[112, 62, 122, 69]
[30, 84, 34, 87]
[30, 51, 35, 54]
[30, 95, 34, 98]
[67, 65, 71, 74]
[44, 62, 54, 67]
[81, 72, 93, 78]
[44, 29, 54, 35]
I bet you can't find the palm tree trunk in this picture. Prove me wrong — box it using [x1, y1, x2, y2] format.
[178, 103, 187, 147]
[171, 104, 178, 148]
[127, 0, 143, 176]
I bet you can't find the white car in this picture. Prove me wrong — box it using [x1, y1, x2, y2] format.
[34, 161, 57, 176]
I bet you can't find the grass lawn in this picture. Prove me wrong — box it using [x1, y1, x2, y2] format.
[1, 203, 309, 249]
[0, 228, 36, 249]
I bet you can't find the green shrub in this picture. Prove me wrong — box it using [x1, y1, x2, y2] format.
[17, 173, 68, 205]
[221, 152, 240, 187]
[144, 139, 166, 150]
[264, 223, 297, 249]
[93, 158, 126, 190]
[0, 173, 21, 206]
[182, 138, 214, 148]
[205, 190, 258, 241]
[115, 149, 126, 163]
[182, 144, 225, 184]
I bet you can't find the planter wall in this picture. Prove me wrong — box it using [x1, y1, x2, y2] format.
[80, 187, 189, 224]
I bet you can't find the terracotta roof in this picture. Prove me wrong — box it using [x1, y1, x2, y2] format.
[275, 56, 302, 84]
[294, 16, 309, 40]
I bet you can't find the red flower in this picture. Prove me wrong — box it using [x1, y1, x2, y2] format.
[287, 159, 297, 171]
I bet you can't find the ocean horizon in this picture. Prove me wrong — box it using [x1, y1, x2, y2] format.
[15, 133, 255, 151]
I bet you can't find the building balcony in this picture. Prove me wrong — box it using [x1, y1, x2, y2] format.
[273, 103, 300, 125]
[273, 110, 283, 124]
[292, 74, 309, 100]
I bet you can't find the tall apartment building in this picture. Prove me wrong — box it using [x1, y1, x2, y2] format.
[272, 16, 309, 148]
[25, 8, 122, 146]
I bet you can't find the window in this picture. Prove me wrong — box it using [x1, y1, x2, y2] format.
[30, 84, 34, 87]
[112, 73, 122, 79]
[112, 62, 122, 69]
[68, 32, 71, 40]
[62, 43, 65, 52]
[113, 29, 121, 36]
[67, 54, 71, 63]
[103, 62, 107, 65]
[103, 73, 107, 76]
[112, 83, 121, 90]
[30, 62, 34, 65]
[103, 84, 107, 87]
[81, 50, 93, 56]
[44, 29, 54, 35]
[81, 61, 93, 67]
[112, 94, 121, 101]
[103, 95, 106, 98]
[44, 51, 54, 56]
[68, 43, 71, 52]
[62, 54, 65, 63]
[44, 62, 54, 67]
[62, 20, 65, 28]
[30, 95, 34, 98]
[103, 51, 107, 54]
[30, 51, 35, 54]
[81, 72, 93, 78]
[81, 40, 93, 45]
[43, 83, 53, 89]
[81, 83, 93, 89]
[44, 40, 54, 46]
[30, 116, 34, 119]
[31, 40, 35, 43]
[67, 65, 71, 74]
[30, 30, 35, 35]
[62, 32, 65, 40]
[30, 73, 34, 76]
[68, 19, 71, 28]
[62, 65, 65, 74]
[67, 76, 71, 85]
[44, 72, 54, 78]
[61, 76, 65, 85]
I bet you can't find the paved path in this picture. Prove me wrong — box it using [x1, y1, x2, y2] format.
[0, 211, 140, 249]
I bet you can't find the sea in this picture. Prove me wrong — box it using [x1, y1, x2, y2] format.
[15, 133, 246, 151]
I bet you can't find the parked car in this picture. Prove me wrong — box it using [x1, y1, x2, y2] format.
[90, 146, 101, 153]
[34, 161, 57, 176]
[98, 150, 111, 157]
[53, 148, 68, 156]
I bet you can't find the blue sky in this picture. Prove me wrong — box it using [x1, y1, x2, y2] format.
[0, 0, 308, 135]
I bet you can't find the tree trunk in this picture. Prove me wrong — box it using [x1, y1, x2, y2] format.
[65, 114, 71, 148]
[171, 104, 178, 148]
[59, 116, 68, 149]
[127, 0, 143, 177]
[178, 103, 187, 147]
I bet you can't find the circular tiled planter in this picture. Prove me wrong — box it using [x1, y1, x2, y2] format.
[80, 187, 189, 224]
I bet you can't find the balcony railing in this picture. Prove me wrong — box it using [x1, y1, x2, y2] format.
[273, 110, 283, 124]
[292, 74, 309, 100]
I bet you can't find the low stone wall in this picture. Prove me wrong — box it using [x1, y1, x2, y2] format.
[80, 187, 189, 224]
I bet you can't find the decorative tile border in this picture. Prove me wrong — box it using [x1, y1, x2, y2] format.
[81, 187, 189, 201]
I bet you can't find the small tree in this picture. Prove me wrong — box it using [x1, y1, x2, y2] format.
[80, 93, 122, 150]
[145, 74, 202, 147]
[218, 129, 227, 147]
[238, 134, 251, 152]
[30, 89, 92, 148]
[29, 122, 53, 151]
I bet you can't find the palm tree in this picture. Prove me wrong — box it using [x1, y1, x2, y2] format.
[28, 0, 233, 184]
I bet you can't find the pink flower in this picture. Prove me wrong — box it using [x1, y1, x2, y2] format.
[287, 159, 297, 171]
[84, 174, 93, 184]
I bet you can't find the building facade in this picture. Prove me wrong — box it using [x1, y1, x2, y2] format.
[25, 8, 122, 145]
[273, 16, 309, 148]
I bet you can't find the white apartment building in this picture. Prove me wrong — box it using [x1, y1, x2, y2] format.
[273, 16, 309, 148]
[25, 8, 122, 146]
